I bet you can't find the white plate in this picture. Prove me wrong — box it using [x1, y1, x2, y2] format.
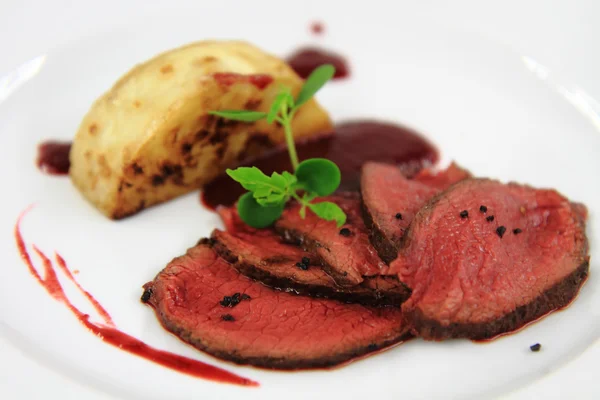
[1, 1, 599, 399]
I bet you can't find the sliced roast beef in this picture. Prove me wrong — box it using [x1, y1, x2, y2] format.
[211, 229, 326, 289]
[144, 243, 410, 369]
[274, 192, 396, 287]
[388, 179, 589, 340]
[412, 162, 471, 188]
[212, 230, 405, 305]
[361, 162, 470, 263]
[571, 202, 589, 226]
[214, 206, 408, 305]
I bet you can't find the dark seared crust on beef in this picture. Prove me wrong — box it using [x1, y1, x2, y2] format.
[275, 192, 391, 287]
[361, 201, 398, 264]
[275, 223, 411, 298]
[409, 259, 589, 340]
[144, 244, 410, 370]
[276, 225, 361, 286]
[215, 203, 411, 305]
[212, 229, 409, 306]
[360, 162, 470, 264]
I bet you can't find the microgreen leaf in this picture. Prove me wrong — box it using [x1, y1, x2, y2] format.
[209, 66, 346, 229]
[253, 186, 275, 199]
[299, 204, 306, 219]
[237, 192, 284, 228]
[267, 92, 288, 124]
[302, 191, 318, 203]
[284, 88, 295, 109]
[295, 64, 336, 107]
[255, 193, 286, 207]
[267, 88, 295, 124]
[226, 167, 285, 193]
[281, 171, 297, 184]
[209, 110, 267, 122]
[270, 171, 287, 189]
[307, 201, 347, 227]
[295, 158, 341, 196]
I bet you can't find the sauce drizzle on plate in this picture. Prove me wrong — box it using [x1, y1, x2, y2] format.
[14, 207, 258, 387]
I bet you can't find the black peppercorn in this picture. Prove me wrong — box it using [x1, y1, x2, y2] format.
[530, 343, 541, 352]
[296, 262, 309, 271]
[479, 205, 487, 213]
[496, 226, 507, 238]
[230, 293, 241, 307]
[220, 296, 232, 307]
[460, 210, 469, 219]
[339, 228, 352, 237]
[220, 294, 243, 308]
[140, 288, 152, 303]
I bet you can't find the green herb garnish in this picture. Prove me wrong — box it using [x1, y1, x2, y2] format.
[209, 64, 346, 228]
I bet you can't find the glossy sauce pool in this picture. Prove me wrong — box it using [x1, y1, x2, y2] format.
[202, 120, 439, 210]
[286, 47, 350, 79]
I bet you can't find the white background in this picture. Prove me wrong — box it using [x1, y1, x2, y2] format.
[0, 0, 598, 399]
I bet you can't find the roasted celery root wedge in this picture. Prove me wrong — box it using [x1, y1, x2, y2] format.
[70, 40, 332, 219]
